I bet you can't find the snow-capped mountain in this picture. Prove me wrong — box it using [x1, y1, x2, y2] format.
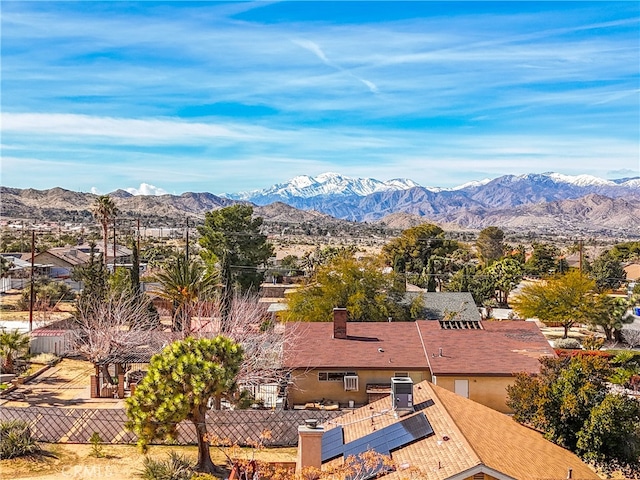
[220, 171, 640, 222]
[224, 172, 420, 203]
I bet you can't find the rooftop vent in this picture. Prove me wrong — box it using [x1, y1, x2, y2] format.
[439, 320, 483, 330]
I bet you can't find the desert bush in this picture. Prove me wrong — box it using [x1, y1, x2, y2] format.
[138, 451, 194, 480]
[554, 338, 581, 349]
[582, 334, 605, 351]
[16, 278, 75, 310]
[0, 420, 39, 459]
[29, 353, 59, 365]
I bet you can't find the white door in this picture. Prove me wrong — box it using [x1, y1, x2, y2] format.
[454, 379, 469, 398]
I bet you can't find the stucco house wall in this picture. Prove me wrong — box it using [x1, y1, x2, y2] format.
[433, 375, 513, 413]
[288, 369, 430, 406]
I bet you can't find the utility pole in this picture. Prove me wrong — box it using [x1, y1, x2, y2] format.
[113, 218, 117, 272]
[29, 231, 35, 333]
[578, 239, 583, 273]
[185, 217, 189, 263]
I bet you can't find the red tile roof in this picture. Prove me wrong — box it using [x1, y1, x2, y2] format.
[284, 320, 555, 376]
[418, 320, 556, 376]
[283, 322, 428, 370]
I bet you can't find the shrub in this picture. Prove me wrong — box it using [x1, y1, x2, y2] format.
[89, 431, 105, 458]
[582, 334, 605, 351]
[29, 353, 59, 365]
[0, 420, 39, 459]
[554, 338, 581, 349]
[138, 452, 194, 480]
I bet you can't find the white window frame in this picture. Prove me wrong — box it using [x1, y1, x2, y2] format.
[344, 375, 359, 391]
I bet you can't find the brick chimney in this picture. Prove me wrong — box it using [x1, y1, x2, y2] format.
[296, 420, 324, 473]
[333, 308, 347, 339]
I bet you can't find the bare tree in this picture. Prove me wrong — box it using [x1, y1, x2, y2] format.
[188, 293, 291, 398]
[70, 291, 162, 383]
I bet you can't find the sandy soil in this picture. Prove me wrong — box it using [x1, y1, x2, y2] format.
[1, 359, 122, 409]
[0, 443, 297, 480]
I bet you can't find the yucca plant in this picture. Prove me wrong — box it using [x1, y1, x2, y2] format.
[0, 420, 40, 459]
[138, 451, 194, 480]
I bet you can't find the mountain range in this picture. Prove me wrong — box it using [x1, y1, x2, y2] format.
[1, 172, 639, 236]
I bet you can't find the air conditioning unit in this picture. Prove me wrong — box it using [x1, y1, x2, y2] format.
[391, 377, 413, 410]
[344, 375, 359, 391]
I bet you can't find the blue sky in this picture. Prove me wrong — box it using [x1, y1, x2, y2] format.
[1, 1, 639, 195]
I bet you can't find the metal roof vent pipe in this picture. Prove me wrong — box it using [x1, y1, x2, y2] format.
[567, 468, 573, 479]
[439, 348, 443, 357]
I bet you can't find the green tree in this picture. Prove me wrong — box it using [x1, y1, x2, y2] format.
[511, 270, 595, 338]
[446, 264, 496, 306]
[576, 393, 640, 475]
[153, 257, 217, 333]
[610, 241, 640, 262]
[475, 226, 505, 266]
[588, 250, 626, 292]
[589, 295, 635, 341]
[91, 195, 118, 265]
[382, 224, 458, 274]
[507, 355, 640, 474]
[198, 205, 273, 331]
[285, 254, 417, 322]
[73, 243, 108, 319]
[0, 256, 13, 277]
[125, 336, 243, 473]
[17, 277, 76, 310]
[0, 329, 30, 374]
[485, 257, 523, 306]
[524, 242, 560, 277]
[507, 355, 609, 449]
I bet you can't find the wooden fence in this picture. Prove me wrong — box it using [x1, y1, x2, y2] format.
[0, 407, 343, 446]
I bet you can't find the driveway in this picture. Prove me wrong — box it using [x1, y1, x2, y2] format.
[0, 359, 124, 409]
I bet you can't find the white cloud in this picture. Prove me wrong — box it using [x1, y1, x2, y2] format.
[0, 113, 255, 144]
[90, 187, 101, 195]
[125, 183, 168, 196]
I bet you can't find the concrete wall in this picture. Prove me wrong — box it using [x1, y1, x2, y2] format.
[433, 375, 514, 413]
[288, 369, 430, 406]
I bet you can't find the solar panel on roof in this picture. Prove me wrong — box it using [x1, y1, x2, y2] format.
[321, 413, 434, 464]
[386, 413, 434, 450]
[343, 428, 390, 459]
[321, 426, 344, 462]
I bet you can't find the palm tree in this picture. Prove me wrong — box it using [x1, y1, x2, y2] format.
[152, 257, 217, 333]
[0, 329, 30, 374]
[91, 195, 118, 265]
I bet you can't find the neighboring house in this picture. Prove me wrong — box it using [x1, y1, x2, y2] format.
[296, 379, 599, 480]
[33, 247, 91, 278]
[405, 291, 480, 323]
[283, 308, 556, 413]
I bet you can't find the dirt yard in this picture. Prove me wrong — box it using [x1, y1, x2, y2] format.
[0, 443, 297, 480]
[0, 359, 121, 409]
[0, 290, 74, 323]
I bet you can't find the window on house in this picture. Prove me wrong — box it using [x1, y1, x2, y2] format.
[344, 375, 359, 391]
[394, 372, 409, 378]
[318, 371, 356, 382]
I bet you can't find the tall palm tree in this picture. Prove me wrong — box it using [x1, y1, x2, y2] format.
[91, 195, 118, 265]
[152, 257, 217, 333]
[0, 329, 30, 374]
